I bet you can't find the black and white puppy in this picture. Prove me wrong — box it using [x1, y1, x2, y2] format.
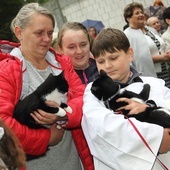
[91, 70, 170, 128]
[13, 72, 72, 129]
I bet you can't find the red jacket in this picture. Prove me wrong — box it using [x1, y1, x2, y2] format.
[0, 41, 94, 170]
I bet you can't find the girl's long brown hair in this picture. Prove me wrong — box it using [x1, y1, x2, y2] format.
[0, 119, 26, 170]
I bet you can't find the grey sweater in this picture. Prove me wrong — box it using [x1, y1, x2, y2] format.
[25, 61, 82, 170]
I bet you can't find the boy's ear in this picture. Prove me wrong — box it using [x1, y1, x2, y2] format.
[127, 47, 134, 62]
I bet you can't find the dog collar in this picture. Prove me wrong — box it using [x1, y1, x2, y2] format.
[104, 84, 121, 110]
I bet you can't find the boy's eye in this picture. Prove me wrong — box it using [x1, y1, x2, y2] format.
[111, 57, 117, 60]
[97, 60, 104, 64]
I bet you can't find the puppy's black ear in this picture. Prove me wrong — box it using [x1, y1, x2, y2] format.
[100, 69, 107, 76]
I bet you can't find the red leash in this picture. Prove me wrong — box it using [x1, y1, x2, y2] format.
[115, 110, 168, 170]
[126, 116, 169, 170]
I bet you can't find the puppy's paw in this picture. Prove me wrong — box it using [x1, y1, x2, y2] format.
[55, 107, 66, 117]
[65, 106, 72, 114]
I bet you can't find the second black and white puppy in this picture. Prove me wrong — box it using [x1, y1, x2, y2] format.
[91, 70, 170, 128]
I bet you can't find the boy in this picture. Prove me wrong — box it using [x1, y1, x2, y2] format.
[82, 28, 170, 170]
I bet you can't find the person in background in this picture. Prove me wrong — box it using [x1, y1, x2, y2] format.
[0, 3, 93, 170]
[154, 0, 164, 6]
[0, 119, 26, 170]
[51, 37, 59, 53]
[124, 2, 170, 88]
[82, 27, 170, 170]
[146, 16, 163, 35]
[88, 26, 97, 39]
[57, 22, 99, 84]
[144, 0, 167, 33]
[144, 14, 160, 35]
[88, 26, 97, 50]
[51, 32, 59, 52]
[162, 7, 170, 52]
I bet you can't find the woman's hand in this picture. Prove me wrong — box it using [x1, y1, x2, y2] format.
[45, 100, 69, 128]
[45, 100, 60, 108]
[30, 109, 68, 125]
[153, 52, 170, 63]
[162, 52, 170, 62]
[116, 97, 149, 115]
[30, 100, 68, 127]
[49, 124, 65, 146]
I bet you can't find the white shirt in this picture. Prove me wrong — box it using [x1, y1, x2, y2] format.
[124, 27, 167, 76]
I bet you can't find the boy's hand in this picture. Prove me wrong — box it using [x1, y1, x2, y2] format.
[116, 97, 149, 115]
[159, 128, 170, 154]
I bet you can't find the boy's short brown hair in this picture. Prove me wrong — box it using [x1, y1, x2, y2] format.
[92, 28, 130, 58]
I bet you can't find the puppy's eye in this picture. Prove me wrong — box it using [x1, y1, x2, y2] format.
[91, 87, 98, 91]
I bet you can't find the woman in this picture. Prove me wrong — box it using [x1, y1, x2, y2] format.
[56, 22, 99, 84]
[88, 27, 97, 39]
[0, 3, 93, 170]
[124, 2, 170, 88]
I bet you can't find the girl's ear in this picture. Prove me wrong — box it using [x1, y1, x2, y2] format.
[58, 46, 64, 54]
[14, 26, 22, 42]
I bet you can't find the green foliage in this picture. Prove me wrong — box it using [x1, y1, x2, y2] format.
[25, 0, 49, 4]
[0, 0, 48, 42]
[0, 0, 24, 41]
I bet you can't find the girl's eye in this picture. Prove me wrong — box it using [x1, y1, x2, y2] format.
[68, 46, 74, 49]
[111, 57, 117, 60]
[82, 43, 87, 47]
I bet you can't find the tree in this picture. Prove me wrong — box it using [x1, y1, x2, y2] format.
[0, 0, 48, 41]
[25, 0, 48, 3]
[0, 0, 24, 41]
